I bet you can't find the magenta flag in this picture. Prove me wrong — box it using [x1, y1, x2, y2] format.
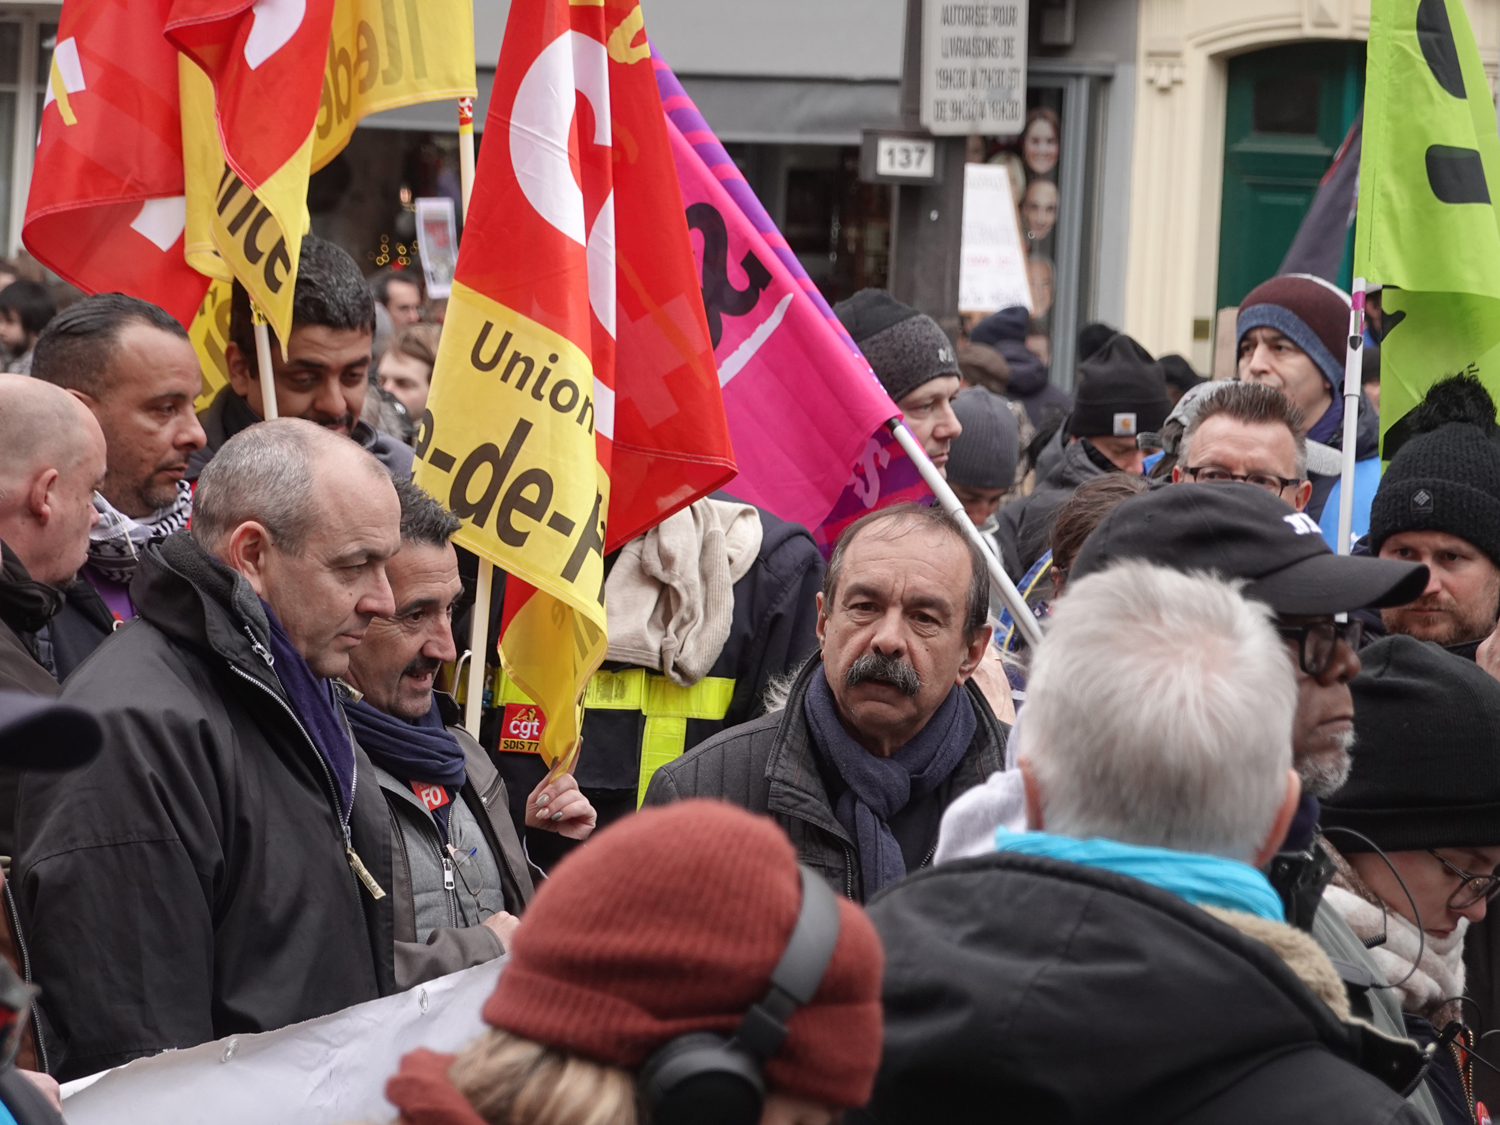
[653, 51, 929, 538]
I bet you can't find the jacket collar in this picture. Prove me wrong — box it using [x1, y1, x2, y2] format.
[0, 540, 63, 637]
[763, 656, 1009, 842]
[131, 530, 279, 688]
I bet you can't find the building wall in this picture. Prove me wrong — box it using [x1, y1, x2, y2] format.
[1123, 0, 1500, 371]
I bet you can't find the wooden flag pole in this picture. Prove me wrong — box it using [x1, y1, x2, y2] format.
[457, 96, 489, 739]
[253, 319, 279, 421]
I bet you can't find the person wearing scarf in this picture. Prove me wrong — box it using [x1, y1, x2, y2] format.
[1320, 635, 1500, 1125]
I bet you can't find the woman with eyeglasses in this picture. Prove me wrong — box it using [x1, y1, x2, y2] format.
[1319, 635, 1500, 1125]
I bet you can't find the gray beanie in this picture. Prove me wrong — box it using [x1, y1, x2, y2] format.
[946, 387, 1019, 490]
[834, 289, 959, 403]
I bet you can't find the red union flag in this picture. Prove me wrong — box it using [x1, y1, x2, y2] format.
[23, 0, 210, 326]
[414, 0, 735, 771]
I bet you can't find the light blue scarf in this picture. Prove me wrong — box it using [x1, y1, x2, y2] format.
[993, 827, 1285, 922]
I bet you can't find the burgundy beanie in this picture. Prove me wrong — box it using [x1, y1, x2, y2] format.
[481, 799, 884, 1108]
[1236, 275, 1350, 392]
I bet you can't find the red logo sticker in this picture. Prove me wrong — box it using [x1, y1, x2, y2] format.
[410, 781, 450, 812]
[500, 703, 546, 754]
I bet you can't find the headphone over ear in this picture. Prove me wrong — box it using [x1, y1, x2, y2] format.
[636, 865, 842, 1125]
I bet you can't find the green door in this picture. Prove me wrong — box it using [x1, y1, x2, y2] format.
[1216, 42, 1365, 308]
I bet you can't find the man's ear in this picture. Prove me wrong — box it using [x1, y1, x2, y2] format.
[1170, 463, 1185, 484]
[1293, 479, 1314, 513]
[814, 590, 827, 653]
[223, 521, 275, 598]
[224, 341, 265, 418]
[1019, 758, 1045, 831]
[956, 623, 994, 684]
[1252, 768, 1302, 869]
[26, 468, 59, 526]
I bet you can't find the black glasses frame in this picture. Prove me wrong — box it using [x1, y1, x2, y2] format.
[1183, 465, 1305, 493]
[1275, 619, 1363, 676]
[1429, 850, 1500, 910]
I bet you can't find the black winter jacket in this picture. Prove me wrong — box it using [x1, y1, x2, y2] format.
[997, 426, 1112, 578]
[45, 575, 115, 684]
[15, 532, 396, 1079]
[642, 658, 1007, 901]
[968, 307, 1072, 428]
[860, 852, 1429, 1125]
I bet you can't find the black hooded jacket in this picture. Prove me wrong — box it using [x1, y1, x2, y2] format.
[860, 852, 1428, 1125]
[968, 308, 1072, 428]
[1307, 390, 1381, 524]
[15, 532, 395, 1079]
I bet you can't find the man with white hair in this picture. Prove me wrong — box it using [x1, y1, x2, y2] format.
[17, 419, 402, 1080]
[863, 563, 1429, 1123]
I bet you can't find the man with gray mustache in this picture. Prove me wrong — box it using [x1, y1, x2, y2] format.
[644, 504, 1008, 902]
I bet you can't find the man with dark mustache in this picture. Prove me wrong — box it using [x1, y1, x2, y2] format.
[189, 234, 413, 483]
[644, 504, 1007, 902]
[342, 479, 595, 987]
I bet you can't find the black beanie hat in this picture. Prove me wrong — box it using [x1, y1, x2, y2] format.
[946, 387, 1019, 490]
[834, 289, 959, 404]
[1068, 334, 1170, 439]
[1322, 635, 1500, 853]
[1368, 422, 1500, 566]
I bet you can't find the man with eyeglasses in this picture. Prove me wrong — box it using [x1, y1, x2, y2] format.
[1066, 483, 1445, 1120]
[1319, 635, 1500, 1125]
[1068, 483, 1428, 921]
[1172, 381, 1313, 511]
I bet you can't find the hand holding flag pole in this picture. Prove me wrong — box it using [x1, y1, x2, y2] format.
[887, 420, 1045, 649]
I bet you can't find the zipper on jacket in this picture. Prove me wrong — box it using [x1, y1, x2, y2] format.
[4, 882, 46, 1074]
[226, 662, 384, 899]
[842, 842, 856, 900]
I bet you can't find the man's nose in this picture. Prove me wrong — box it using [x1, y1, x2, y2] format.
[358, 566, 397, 620]
[1243, 343, 1272, 377]
[425, 617, 458, 664]
[180, 412, 208, 453]
[1461, 896, 1490, 926]
[868, 607, 907, 655]
[933, 401, 962, 443]
[1317, 640, 1362, 686]
[311, 377, 348, 420]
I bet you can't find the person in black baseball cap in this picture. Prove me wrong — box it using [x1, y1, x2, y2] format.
[1319, 636, 1500, 1125]
[1071, 483, 1428, 926]
[834, 289, 962, 475]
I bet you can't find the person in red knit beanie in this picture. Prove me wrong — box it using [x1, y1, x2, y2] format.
[383, 799, 885, 1125]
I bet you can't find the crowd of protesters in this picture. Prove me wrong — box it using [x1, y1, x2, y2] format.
[1, 232, 1499, 1125]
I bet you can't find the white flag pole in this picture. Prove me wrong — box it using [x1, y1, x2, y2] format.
[456, 96, 489, 738]
[887, 419, 1045, 650]
[1335, 278, 1366, 556]
[253, 320, 279, 421]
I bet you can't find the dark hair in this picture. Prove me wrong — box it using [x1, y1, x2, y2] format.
[370, 267, 423, 306]
[1185, 381, 1307, 477]
[230, 234, 375, 358]
[32, 292, 190, 398]
[394, 476, 461, 547]
[0, 280, 57, 338]
[824, 503, 989, 639]
[1050, 474, 1150, 575]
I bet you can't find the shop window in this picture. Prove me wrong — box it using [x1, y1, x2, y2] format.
[0, 15, 56, 256]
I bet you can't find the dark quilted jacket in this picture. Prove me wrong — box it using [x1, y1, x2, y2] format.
[642, 657, 1008, 901]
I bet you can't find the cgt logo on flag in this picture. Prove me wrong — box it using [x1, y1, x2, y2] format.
[500, 703, 547, 754]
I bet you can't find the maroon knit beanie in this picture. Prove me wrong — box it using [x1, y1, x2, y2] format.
[1237, 275, 1350, 390]
[482, 799, 885, 1109]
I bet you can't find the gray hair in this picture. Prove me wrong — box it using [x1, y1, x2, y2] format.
[825, 503, 988, 639]
[1181, 381, 1308, 479]
[1018, 561, 1295, 862]
[193, 419, 382, 554]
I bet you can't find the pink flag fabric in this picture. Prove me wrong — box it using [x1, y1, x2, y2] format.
[653, 52, 930, 540]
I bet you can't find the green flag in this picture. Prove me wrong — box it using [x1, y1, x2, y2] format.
[1356, 0, 1500, 451]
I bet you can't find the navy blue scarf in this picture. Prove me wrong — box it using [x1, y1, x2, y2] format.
[262, 602, 356, 823]
[803, 664, 975, 899]
[346, 696, 468, 840]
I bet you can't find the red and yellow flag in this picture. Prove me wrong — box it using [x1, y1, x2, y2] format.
[24, 0, 210, 327]
[414, 0, 735, 771]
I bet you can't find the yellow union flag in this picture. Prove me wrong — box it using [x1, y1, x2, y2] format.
[181, 59, 310, 349]
[413, 283, 609, 770]
[313, 0, 476, 172]
[189, 277, 234, 411]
